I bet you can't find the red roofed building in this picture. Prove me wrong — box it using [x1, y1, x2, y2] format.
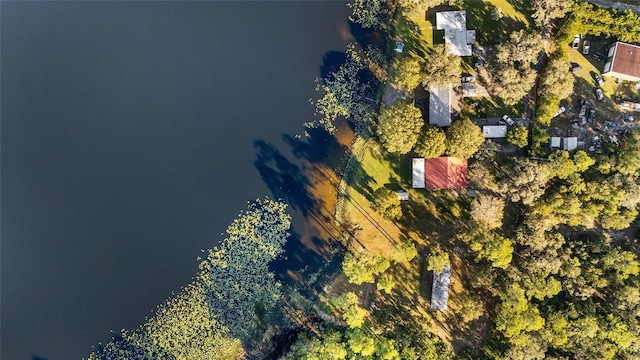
[412, 157, 467, 189]
[603, 42, 640, 82]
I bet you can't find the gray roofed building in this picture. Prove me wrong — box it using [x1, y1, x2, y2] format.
[429, 84, 452, 127]
[412, 158, 426, 188]
[431, 265, 451, 311]
[462, 82, 478, 97]
[482, 125, 507, 138]
[563, 137, 578, 151]
[436, 11, 475, 57]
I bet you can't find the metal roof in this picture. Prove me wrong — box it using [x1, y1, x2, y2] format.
[563, 137, 578, 151]
[412, 158, 426, 188]
[482, 125, 507, 138]
[431, 265, 451, 310]
[413, 157, 468, 189]
[429, 84, 452, 127]
[610, 42, 640, 80]
[436, 11, 473, 57]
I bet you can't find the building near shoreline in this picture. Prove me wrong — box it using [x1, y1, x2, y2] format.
[412, 157, 468, 189]
[603, 42, 640, 82]
[435, 11, 475, 57]
[431, 265, 451, 311]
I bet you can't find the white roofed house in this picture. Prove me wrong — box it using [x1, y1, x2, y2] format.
[435, 11, 475, 57]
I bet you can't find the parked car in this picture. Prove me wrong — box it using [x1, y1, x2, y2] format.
[571, 63, 582, 73]
[462, 75, 475, 83]
[595, 74, 604, 86]
[582, 40, 591, 54]
[502, 115, 515, 126]
[596, 88, 604, 100]
[553, 106, 566, 118]
[572, 35, 581, 49]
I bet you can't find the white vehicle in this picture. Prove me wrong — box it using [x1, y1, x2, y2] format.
[502, 115, 514, 126]
[595, 74, 604, 86]
[596, 88, 604, 101]
[553, 106, 566, 118]
[462, 75, 475, 83]
[582, 40, 591, 54]
[572, 35, 581, 49]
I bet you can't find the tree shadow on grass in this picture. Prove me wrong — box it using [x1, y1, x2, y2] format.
[577, 76, 618, 115]
[393, 15, 429, 58]
[506, 0, 534, 26]
[465, 1, 527, 45]
[349, 159, 376, 203]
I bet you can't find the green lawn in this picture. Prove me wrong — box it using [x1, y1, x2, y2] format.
[566, 46, 621, 120]
[396, 13, 434, 58]
[337, 140, 489, 354]
[465, 0, 531, 44]
[462, 97, 524, 118]
[343, 141, 405, 256]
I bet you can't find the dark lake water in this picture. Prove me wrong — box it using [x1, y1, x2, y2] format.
[1, 2, 351, 358]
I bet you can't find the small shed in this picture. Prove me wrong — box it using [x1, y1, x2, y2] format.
[563, 137, 578, 151]
[431, 265, 451, 311]
[462, 82, 478, 97]
[550, 137, 561, 148]
[397, 190, 409, 201]
[482, 125, 507, 138]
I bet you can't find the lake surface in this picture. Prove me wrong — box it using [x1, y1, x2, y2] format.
[1, 2, 350, 358]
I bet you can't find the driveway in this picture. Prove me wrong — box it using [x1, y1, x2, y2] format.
[587, 0, 640, 14]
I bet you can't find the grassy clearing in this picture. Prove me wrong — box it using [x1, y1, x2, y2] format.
[407, 14, 435, 48]
[566, 46, 622, 121]
[335, 139, 491, 354]
[342, 141, 404, 256]
[465, 0, 531, 44]
[462, 96, 524, 118]
[395, 12, 434, 58]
